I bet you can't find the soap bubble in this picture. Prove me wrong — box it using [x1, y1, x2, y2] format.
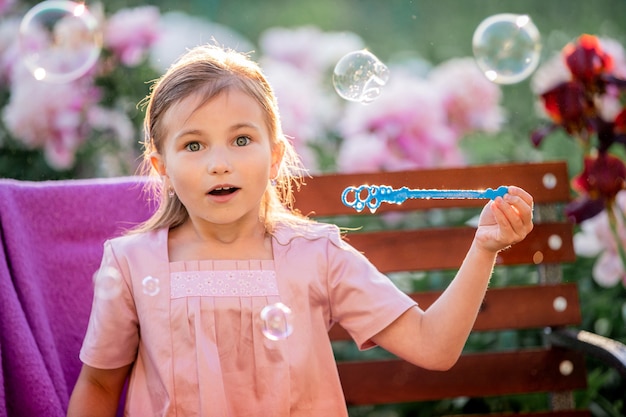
[18, 0, 102, 83]
[472, 13, 541, 84]
[333, 49, 389, 104]
[260, 302, 293, 340]
[93, 266, 123, 300]
[142, 276, 160, 296]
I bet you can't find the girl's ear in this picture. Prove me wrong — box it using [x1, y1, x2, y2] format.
[150, 152, 167, 177]
[270, 142, 285, 179]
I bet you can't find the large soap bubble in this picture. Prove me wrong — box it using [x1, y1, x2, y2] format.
[332, 49, 389, 104]
[18, 0, 102, 83]
[472, 13, 541, 84]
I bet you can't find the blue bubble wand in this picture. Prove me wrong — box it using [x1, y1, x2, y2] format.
[341, 184, 509, 213]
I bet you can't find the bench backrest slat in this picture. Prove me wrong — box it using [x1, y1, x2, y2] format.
[338, 348, 587, 404]
[329, 282, 582, 340]
[343, 222, 575, 273]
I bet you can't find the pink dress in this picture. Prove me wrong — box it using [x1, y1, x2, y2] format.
[80, 222, 417, 416]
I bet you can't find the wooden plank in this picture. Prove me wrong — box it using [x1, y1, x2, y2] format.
[338, 348, 587, 405]
[343, 222, 575, 273]
[294, 161, 570, 216]
[329, 283, 582, 340]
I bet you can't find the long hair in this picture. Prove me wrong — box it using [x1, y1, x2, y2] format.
[132, 44, 309, 234]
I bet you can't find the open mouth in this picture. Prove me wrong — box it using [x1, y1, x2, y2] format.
[208, 186, 239, 196]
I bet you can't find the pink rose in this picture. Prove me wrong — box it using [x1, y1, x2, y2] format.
[104, 6, 160, 67]
[337, 72, 464, 173]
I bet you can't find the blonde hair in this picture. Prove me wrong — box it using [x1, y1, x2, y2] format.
[132, 44, 309, 234]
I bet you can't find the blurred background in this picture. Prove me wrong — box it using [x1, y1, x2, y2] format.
[1, 0, 625, 415]
[2, 0, 625, 180]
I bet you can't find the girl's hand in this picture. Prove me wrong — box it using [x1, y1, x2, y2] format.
[474, 186, 534, 253]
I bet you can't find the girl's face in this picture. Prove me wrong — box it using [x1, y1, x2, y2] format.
[152, 88, 282, 230]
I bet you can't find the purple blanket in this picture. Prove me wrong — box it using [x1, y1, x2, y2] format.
[0, 177, 155, 417]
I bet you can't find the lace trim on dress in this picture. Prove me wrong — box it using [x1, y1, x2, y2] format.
[170, 270, 279, 298]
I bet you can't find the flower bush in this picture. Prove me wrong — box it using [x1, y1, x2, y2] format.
[531, 34, 626, 288]
[0, 4, 506, 179]
[0, 1, 161, 179]
[258, 28, 505, 174]
[336, 58, 503, 173]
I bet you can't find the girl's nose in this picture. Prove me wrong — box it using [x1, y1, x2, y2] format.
[207, 147, 232, 174]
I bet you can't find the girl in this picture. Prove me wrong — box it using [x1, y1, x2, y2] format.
[67, 44, 534, 417]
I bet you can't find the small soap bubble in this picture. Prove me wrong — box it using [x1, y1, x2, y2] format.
[333, 49, 389, 104]
[18, 0, 102, 83]
[142, 276, 160, 296]
[260, 302, 293, 341]
[93, 266, 123, 300]
[472, 13, 541, 84]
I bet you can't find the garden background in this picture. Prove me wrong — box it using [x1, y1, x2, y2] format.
[1, 0, 625, 416]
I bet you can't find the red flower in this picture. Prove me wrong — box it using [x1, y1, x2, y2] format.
[615, 109, 626, 134]
[539, 81, 594, 137]
[565, 196, 607, 224]
[572, 153, 626, 200]
[566, 154, 626, 223]
[597, 110, 626, 153]
[564, 34, 614, 86]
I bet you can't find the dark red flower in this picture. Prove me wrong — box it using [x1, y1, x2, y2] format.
[615, 109, 626, 134]
[572, 153, 626, 200]
[531, 34, 626, 225]
[597, 111, 626, 153]
[530, 124, 558, 147]
[564, 34, 614, 85]
[566, 154, 626, 223]
[540, 81, 594, 136]
[565, 196, 607, 223]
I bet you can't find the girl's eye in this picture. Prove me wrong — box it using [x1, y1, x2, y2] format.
[185, 142, 202, 152]
[234, 136, 251, 147]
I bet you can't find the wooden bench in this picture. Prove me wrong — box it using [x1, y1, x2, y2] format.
[293, 160, 626, 416]
[0, 161, 624, 417]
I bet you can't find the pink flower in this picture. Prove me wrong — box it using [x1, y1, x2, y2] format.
[0, 16, 19, 85]
[0, 0, 15, 17]
[262, 59, 340, 172]
[258, 26, 364, 172]
[429, 57, 504, 135]
[259, 25, 364, 77]
[104, 6, 160, 67]
[337, 72, 464, 173]
[574, 190, 626, 287]
[336, 132, 394, 174]
[2, 64, 101, 169]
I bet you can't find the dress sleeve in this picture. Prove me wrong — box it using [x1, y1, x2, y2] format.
[325, 228, 417, 350]
[80, 240, 139, 369]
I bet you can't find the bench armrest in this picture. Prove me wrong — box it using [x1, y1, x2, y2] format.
[546, 327, 626, 379]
